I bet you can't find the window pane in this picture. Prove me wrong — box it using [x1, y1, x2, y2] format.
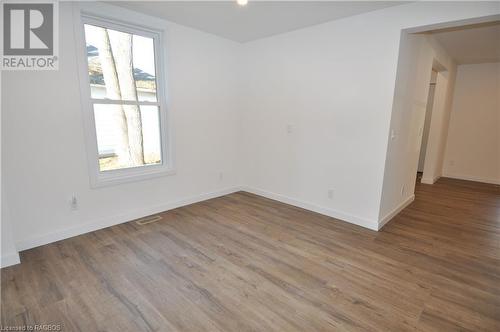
[84, 24, 157, 102]
[93, 104, 162, 171]
[133, 35, 158, 102]
[140, 105, 163, 163]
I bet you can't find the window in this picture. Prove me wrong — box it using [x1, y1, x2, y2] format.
[76, 11, 173, 187]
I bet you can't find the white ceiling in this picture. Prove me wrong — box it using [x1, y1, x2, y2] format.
[115, 1, 406, 43]
[429, 22, 500, 64]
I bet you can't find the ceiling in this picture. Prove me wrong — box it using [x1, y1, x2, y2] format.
[116, 1, 406, 43]
[429, 22, 500, 64]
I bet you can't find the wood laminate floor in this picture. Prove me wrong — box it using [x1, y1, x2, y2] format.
[2, 178, 500, 331]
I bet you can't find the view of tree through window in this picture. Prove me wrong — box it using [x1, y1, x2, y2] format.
[84, 24, 162, 172]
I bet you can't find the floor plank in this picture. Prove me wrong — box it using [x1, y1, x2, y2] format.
[2, 177, 500, 331]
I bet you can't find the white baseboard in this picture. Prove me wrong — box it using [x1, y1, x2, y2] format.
[442, 173, 500, 185]
[16, 187, 241, 252]
[1, 251, 21, 268]
[378, 194, 415, 230]
[240, 186, 378, 231]
[421, 175, 440, 184]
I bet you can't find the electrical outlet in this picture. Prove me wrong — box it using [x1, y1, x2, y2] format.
[328, 189, 334, 200]
[218, 172, 224, 183]
[70, 194, 78, 210]
[286, 124, 293, 134]
[401, 185, 406, 196]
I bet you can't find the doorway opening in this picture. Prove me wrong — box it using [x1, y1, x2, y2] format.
[378, 15, 500, 228]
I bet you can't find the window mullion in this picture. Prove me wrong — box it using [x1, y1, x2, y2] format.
[90, 99, 160, 106]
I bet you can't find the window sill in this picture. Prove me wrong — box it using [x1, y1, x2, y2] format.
[90, 165, 176, 188]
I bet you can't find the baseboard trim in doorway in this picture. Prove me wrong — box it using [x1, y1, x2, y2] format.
[421, 175, 440, 184]
[240, 186, 379, 231]
[1, 251, 21, 268]
[442, 173, 500, 185]
[378, 194, 415, 230]
[15, 187, 242, 252]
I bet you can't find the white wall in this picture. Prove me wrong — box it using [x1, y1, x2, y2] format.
[1, 198, 20, 267]
[443, 62, 500, 184]
[240, 2, 499, 230]
[1, 73, 21, 268]
[240, 12, 400, 229]
[1, 2, 241, 252]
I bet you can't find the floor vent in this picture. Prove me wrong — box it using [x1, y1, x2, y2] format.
[134, 215, 163, 226]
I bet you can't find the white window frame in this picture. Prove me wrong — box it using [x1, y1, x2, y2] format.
[73, 3, 174, 188]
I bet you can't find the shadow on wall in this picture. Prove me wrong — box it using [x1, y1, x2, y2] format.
[420, 63, 455, 185]
[417, 70, 437, 173]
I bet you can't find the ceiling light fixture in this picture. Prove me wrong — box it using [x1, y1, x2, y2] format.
[237, 0, 248, 6]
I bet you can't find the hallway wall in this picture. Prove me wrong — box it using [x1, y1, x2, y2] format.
[443, 62, 500, 184]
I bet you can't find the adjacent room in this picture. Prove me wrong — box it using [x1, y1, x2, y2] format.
[1, 1, 499, 331]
